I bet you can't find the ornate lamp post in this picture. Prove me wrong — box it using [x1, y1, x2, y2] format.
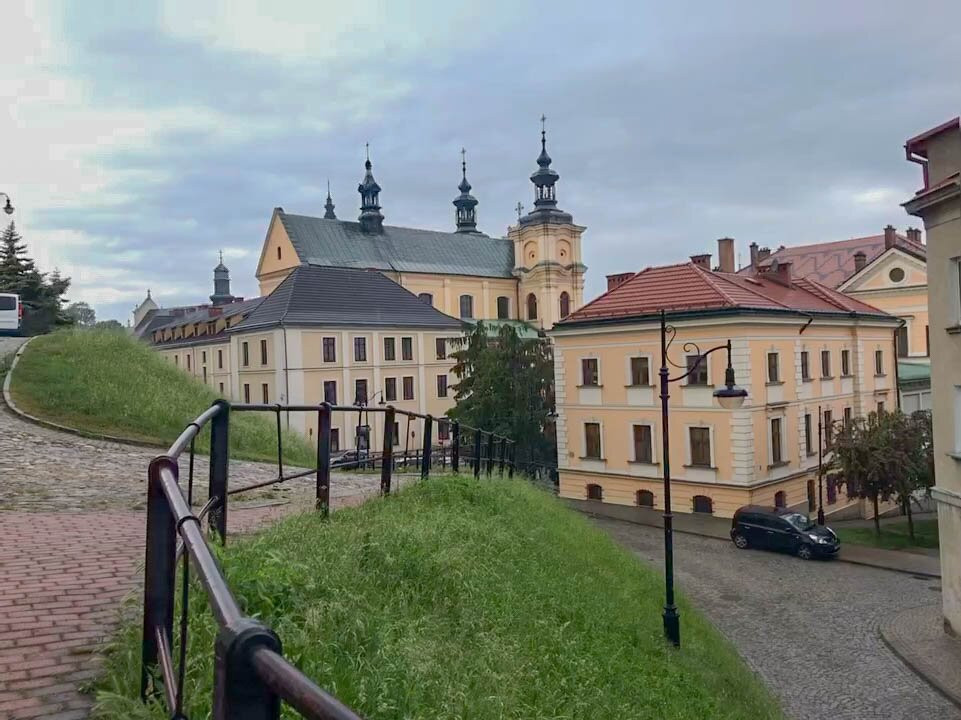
[816, 404, 825, 525]
[658, 309, 747, 647]
[1, 193, 14, 215]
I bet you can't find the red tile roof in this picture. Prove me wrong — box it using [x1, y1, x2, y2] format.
[739, 233, 926, 288]
[560, 262, 889, 325]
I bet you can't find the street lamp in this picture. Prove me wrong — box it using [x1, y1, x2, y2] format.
[658, 309, 746, 648]
[1, 193, 14, 215]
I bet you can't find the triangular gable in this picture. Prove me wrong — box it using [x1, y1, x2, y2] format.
[838, 246, 927, 293]
[254, 208, 301, 282]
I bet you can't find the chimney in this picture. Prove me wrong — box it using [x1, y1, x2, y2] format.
[690, 253, 711, 270]
[906, 227, 923, 245]
[717, 238, 735, 273]
[209, 307, 223, 317]
[884, 224, 897, 249]
[760, 259, 793, 287]
[606, 272, 634, 292]
[749, 242, 759, 267]
[853, 251, 866, 273]
[757, 247, 772, 263]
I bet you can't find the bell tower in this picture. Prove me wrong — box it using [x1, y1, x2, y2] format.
[509, 116, 586, 329]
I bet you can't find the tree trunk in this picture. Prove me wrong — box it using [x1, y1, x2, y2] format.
[905, 498, 915, 542]
[872, 494, 881, 536]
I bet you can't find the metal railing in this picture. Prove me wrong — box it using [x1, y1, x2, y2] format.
[141, 400, 515, 719]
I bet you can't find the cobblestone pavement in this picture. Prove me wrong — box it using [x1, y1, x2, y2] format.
[595, 517, 960, 720]
[0, 336, 28, 358]
[0, 394, 412, 719]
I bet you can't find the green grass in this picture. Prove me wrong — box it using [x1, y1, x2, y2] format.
[835, 517, 939, 551]
[93, 477, 783, 720]
[9, 328, 314, 466]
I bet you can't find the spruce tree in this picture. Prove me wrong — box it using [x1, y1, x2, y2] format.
[0, 221, 34, 288]
[0, 221, 72, 334]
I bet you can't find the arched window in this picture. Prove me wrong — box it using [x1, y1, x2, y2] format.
[459, 294, 474, 319]
[774, 490, 787, 508]
[559, 291, 571, 318]
[586, 483, 603, 501]
[692, 495, 713, 514]
[636, 489, 654, 507]
[496, 296, 510, 319]
[418, 293, 433, 306]
[526, 293, 538, 320]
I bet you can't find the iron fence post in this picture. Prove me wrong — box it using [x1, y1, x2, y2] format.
[498, 437, 506, 476]
[208, 400, 230, 543]
[451, 421, 460, 473]
[141, 456, 178, 702]
[421, 415, 433, 479]
[381, 406, 395, 495]
[473, 430, 482, 478]
[486, 433, 495, 477]
[317, 403, 332, 517]
[213, 618, 282, 720]
[508, 441, 515, 478]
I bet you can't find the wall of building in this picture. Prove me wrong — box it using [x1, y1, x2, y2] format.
[388, 272, 520, 322]
[551, 315, 898, 519]
[257, 215, 300, 296]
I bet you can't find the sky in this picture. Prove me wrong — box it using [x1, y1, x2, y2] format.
[4, 0, 960, 322]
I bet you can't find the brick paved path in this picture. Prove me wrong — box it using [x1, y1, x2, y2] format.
[0, 395, 403, 719]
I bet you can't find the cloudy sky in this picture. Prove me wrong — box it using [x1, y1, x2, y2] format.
[5, 1, 960, 321]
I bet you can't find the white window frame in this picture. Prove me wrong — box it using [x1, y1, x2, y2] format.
[582, 420, 605, 460]
[580, 356, 602, 387]
[768, 414, 786, 467]
[684, 424, 715, 468]
[684, 352, 710, 387]
[628, 422, 657, 464]
[626, 354, 653, 387]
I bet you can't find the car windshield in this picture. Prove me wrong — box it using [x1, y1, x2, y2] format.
[782, 512, 815, 531]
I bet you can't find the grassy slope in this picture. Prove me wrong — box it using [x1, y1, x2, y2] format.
[9, 328, 313, 466]
[94, 477, 783, 720]
[835, 518, 939, 550]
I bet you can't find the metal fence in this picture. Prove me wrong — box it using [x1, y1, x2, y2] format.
[141, 400, 516, 720]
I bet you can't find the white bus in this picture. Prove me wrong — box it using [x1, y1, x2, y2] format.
[0, 293, 22, 334]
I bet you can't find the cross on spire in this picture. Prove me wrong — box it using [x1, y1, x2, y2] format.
[218, 249, 223, 264]
[460, 147, 467, 175]
[515, 202, 524, 219]
[365, 142, 370, 162]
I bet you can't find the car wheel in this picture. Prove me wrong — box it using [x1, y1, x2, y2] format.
[797, 544, 814, 560]
[733, 533, 749, 549]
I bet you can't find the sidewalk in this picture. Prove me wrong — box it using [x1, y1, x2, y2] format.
[881, 603, 961, 708]
[568, 499, 941, 578]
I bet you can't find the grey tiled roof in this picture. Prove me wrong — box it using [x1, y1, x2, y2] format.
[279, 211, 515, 278]
[232, 265, 465, 332]
[149, 297, 264, 334]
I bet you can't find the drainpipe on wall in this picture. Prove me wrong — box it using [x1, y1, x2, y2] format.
[283, 325, 291, 430]
[894, 319, 905, 412]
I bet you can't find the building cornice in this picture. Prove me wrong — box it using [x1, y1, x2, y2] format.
[903, 179, 961, 217]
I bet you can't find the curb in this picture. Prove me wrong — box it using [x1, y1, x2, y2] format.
[577, 506, 941, 580]
[879, 606, 961, 710]
[1, 336, 166, 450]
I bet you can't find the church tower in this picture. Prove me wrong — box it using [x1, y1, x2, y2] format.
[358, 145, 385, 234]
[508, 118, 586, 329]
[210, 252, 236, 306]
[453, 148, 479, 233]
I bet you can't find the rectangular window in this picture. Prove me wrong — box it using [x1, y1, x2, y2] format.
[629, 357, 650, 386]
[686, 355, 708, 386]
[322, 337, 336, 363]
[435, 337, 447, 360]
[186, 355, 191, 370]
[354, 337, 367, 362]
[584, 423, 602, 459]
[771, 418, 782, 464]
[402, 337, 413, 361]
[384, 377, 397, 402]
[260, 339, 268, 365]
[218, 349, 223, 369]
[632, 425, 652, 463]
[877, 401, 885, 414]
[874, 349, 884, 375]
[202, 351, 207, 363]
[218, 382, 224, 394]
[354, 379, 368, 405]
[383, 337, 395, 361]
[896, 325, 909, 358]
[841, 349, 850, 376]
[262, 383, 269, 403]
[330, 428, 340, 453]
[820, 350, 831, 378]
[844, 407, 852, 428]
[823, 409, 833, 448]
[243, 383, 250, 403]
[581, 358, 599, 386]
[926, 325, 930, 356]
[392, 421, 400, 446]
[202, 367, 207, 382]
[402, 376, 414, 400]
[438, 420, 450, 441]
[689, 427, 712, 467]
[437, 374, 448, 398]
[323, 380, 337, 404]
[459, 295, 474, 319]
[767, 352, 779, 383]
[174, 355, 179, 366]
[496, 296, 509, 319]
[242, 342, 249, 367]
[800, 351, 810, 380]
[804, 413, 813, 455]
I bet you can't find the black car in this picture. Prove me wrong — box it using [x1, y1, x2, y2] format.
[730, 505, 840, 560]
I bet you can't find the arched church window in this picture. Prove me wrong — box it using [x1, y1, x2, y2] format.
[526, 293, 538, 320]
[459, 295, 474, 319]
[496, 296, 510, 319]
[560, 292, 570, 318]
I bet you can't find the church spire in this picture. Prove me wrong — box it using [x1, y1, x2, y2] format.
[210, 251, 236, 306]
[357, 143, 384, 233]
[324, 180, 337, 219]
[453, 147, 478, 233]
[520, 115, 571, 226]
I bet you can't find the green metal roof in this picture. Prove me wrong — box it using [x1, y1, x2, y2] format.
[898, 360, 931, 383]
[279, 211, 515, 279]
[465, 319, 542, 339]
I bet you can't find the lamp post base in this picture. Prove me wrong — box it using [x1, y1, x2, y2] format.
[663, 605, 680, 647]
[817, 508, 825, 525]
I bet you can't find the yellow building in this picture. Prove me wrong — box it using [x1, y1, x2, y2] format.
[550, 239, 901, 519]
[902, 116, 961, 634]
